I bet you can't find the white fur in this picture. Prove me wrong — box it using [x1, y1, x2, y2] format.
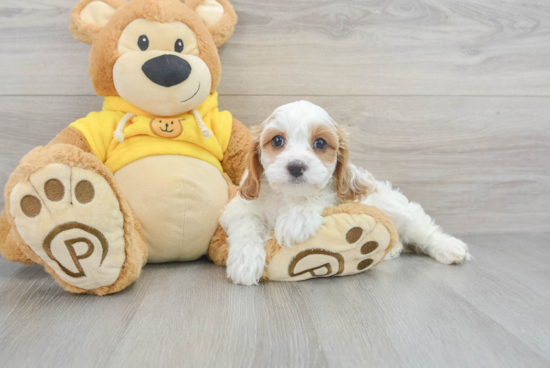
[221, 101, 471, 285]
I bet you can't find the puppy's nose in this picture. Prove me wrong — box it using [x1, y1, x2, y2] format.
[287, 161, 307, 178]
[142, 55, 192, 87]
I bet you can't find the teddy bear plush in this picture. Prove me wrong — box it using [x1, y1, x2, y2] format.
[0, 0, 398, 295]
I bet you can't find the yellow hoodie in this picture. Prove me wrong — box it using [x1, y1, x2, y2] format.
[70, 92, 232, 173]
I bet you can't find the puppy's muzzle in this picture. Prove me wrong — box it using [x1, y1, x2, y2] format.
[287, 161, 307, 178]
[142, 55, 192, 87]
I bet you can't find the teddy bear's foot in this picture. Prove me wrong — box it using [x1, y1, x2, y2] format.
[264, 203, 398, 282]
[6, 146, 147, 295]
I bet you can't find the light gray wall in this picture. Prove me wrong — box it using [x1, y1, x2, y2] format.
[1, 0, 549, 235]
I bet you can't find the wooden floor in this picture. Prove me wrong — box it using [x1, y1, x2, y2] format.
[0, 233, 549, 367]
[1, 0, 550, 367]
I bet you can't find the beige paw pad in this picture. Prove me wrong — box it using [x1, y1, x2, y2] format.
[9, 164, 125, 290]
[267, 212, 392, 282]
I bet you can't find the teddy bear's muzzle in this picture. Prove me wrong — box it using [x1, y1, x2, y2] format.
[142, 54, 192, 87]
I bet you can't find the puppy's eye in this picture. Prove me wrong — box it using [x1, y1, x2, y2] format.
[271, 135, 285, 148]
[138, 35, 149, 51]
[313, 138, 327, 150]
[175, 39, 184, 53]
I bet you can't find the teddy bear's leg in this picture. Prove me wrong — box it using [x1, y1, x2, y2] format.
[3, 143, 147, 295]
[0, 208, 35, 265]
[263, 203, 399, 282]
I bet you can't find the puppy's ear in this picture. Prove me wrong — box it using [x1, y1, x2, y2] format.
[69, 0, 125, 45]
[239, 127, 263, 201]
[334, 126, 373, 202]
[185, 0, 238, 47]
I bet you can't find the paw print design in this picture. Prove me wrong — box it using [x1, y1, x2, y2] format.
[266, 207, 397, 282]
[9, 164, 126, 290]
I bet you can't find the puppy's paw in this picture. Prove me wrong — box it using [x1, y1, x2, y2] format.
[384, 241, 403, 260]
[432, 235, 471, 264]
[274, 211, 324, 246]
[226, 246, 266, 286]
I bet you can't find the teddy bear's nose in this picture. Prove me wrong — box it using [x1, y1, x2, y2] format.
[142, 55, 192, 87]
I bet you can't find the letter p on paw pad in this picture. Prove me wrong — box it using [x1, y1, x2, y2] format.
[9, 163, 126, 290]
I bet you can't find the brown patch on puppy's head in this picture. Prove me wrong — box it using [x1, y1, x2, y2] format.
[333, 126, 371, 202]
[69, 0, 237, 116]
[239, 126, 264, 201]
[259, 127, 286, 163]
[310, 124, 339, 167]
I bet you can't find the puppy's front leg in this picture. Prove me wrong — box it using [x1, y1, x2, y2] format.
[221, 199, 269, 285]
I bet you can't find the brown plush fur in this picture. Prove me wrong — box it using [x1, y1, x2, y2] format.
[222, 118, 252, 185]
[47, 127, 93, 153]
[75, 0, 222, 96]
[208, 224, 229, 266]
[0, 209, 35, 265]
[3, 0, 244, 294]
[184, 0, 237, 47]
[2, 144, 148, 295]
[69, 0, 127, 45]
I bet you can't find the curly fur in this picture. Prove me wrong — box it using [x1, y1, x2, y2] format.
[222, 101, 471, 285]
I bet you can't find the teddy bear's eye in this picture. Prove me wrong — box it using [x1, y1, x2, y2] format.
[138, 35, 149, 51]
[174, 39, 184, 53]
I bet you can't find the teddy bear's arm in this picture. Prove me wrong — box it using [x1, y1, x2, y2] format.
[221, 118, 252, 185]
[46, 127, 93, 153]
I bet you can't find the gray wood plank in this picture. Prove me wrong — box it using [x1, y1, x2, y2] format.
[1, 95, 548, 235]
[105, 262, 328, 368]
[0, 261, 155, 368]
[464, 233, 550, 297]
[293, 248, 550, 368]
[1, 234, 550, 368]
[2, 0, 550, 96]
[434, 233, 550, 361]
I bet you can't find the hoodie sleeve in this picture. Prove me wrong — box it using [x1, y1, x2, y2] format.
[69, 111, 123, 163]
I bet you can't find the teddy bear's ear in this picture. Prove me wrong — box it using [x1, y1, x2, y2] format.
[69, 0, 126, 45]
[185, 0, 238, 47]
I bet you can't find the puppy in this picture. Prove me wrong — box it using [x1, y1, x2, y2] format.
[220, 101, 471, 285]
